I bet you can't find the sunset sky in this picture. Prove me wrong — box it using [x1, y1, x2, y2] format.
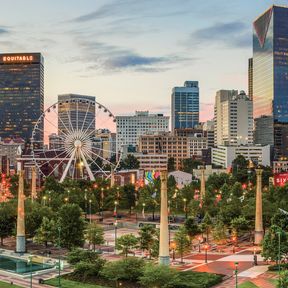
[1, 0, 288, 122]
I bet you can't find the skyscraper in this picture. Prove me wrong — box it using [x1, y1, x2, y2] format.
[0, 53, 44, 141]
[253, 5, 288, 159]
[171, 81, 199, 131]
[214, 90, 253, 147]
[248, 58, 253, 100]
[58, 94, 96, 136]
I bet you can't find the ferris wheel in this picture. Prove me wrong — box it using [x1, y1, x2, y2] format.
[31, 97, 121, 183]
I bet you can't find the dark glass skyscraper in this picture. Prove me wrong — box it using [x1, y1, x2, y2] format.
[253, 6, 288, 159]
[0, 53, 44, 141]
[171, 81, 199, 131]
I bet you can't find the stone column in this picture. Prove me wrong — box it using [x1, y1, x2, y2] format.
[31, 166, 37, 201]
[130, 173, 135, 185]
[254, 168, 264, 245]
[200, 166, 206, 200]
[159, 170, 170, 265]
[110, 168, 115, 188]
[16, 170, 26, 253]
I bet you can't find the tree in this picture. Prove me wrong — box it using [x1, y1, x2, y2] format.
[120, 155, 140, 170]
[139, 264, 178, 288]
[174, 226, 190, 263]
[168, 157, 175, 172]
[25, 201, 54, 238]
[230, 216, 249, 237]
[0, 202, 16, 245]
[232, 155, 249, 183]
[138, 224, 157, 257]
[184, 217, 200, 244]
[67, 248, 102, 265]
[212, 219, 227, 244]
[34, 216, 57, 247]
[122, 184, 136, 214]
[86, 223, 105, 251]
[116, 234, 138, 257]
[57, 204, 86, 249]
[277, 270, 288, 288]
[262, 225, 288, 262]
[202, 212, 213, 242]
[182, 158, 202, 173]
[272, 211, 288, 231]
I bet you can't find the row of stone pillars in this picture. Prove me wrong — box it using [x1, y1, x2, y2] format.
[158, 168, 264, 265]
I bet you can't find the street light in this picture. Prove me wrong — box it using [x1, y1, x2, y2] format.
[114, 200, 118, 218]
[42, 195, 47, 206]
[114, 220, 118, 254]
[64, 197, 69, 203]
[204, 243, 209, 263]
[170, 241, 176, 261]
[197, 236, 202, 253]
[27, 255, 33, 288]
[89, 199, 92, 224]
[232, 236, 237, 253]
[277, 230, 281, 286]
[183, 198, 187, 219]
[101, 187, 104, 219]
[58, 226, 61, 288]
[234, 262, 239, 288]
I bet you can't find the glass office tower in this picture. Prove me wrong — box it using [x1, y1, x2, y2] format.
[0, 53, 44, 142]
[171, 81, 199, 131]
[253, 6, 288, 159]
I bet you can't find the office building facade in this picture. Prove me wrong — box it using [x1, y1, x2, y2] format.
[0, 53, 44, 141]
[214, 90, 253, 147]
[58, 94, 96, 136]
[248, 58, 253, 100]
[116, 111, 169, 152]
[253, 5, 288, 159]
[171, 81, 199, 131]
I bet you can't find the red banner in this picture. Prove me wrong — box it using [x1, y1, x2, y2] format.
[274, 173, 288, 187]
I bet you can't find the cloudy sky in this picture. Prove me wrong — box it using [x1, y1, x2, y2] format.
[1, 0, 287, 121]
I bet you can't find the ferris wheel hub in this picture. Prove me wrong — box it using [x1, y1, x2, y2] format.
[74, 139, 82, 148]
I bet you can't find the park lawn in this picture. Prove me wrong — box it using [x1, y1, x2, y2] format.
[45, 278, 108, 288]
[0, 281, 22, 288]
[239, 281, 259, 288]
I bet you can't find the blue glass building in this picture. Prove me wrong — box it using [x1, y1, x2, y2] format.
[253, 6, 288, 159]
[171, 81, 199, 131]
[0, 53, 44, 142]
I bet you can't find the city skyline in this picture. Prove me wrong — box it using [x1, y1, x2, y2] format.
[1, 0, 288, 121]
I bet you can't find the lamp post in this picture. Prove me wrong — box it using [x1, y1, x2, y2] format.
[101, 187, 104, 219]
[114, 200, 118, 218]
[42, 195, 47, 206]
[114, 220, 118, 254]
[170, 241, 176, 261]
[198, 236, 201, 253]
[183, 198, 187, 219]
[204, 243, 209, 264]
[28, 255, 33, 288]
[232, 236, 237, 254]
[277, 230, 281, 286]
[89, 199, 92, 224]
[234, 262, 239, 288]
[64, 197, 69, 204]
[58, 226, 61, 288]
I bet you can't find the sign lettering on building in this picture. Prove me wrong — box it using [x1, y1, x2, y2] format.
[2, 55, 34, 62]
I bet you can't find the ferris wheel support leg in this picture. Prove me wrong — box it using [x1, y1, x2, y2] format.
[60, 150, 76, 183]
[80, 150, 95, 181]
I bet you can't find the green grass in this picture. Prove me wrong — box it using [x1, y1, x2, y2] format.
[239, 281, 259, 288]
[44, 278, 108, 288]
[0, 281, 22, 288]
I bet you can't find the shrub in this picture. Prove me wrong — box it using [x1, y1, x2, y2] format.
[101, 257, 145, 282]
[67, 249, 101, 265]
[268, 263, 288, 271]
[139, 264, 178, 288]
[73, 259, 106, 281]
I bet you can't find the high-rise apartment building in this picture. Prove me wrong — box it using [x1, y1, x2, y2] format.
[214, 90, 253, 147]
[58, 94, 96, 136]
[0, 53, 44, 141]
[116, 111, 169, 152]
[171, 81, 199, 131]
[253, 5, 288, 159]
[248, 58, 253, 100]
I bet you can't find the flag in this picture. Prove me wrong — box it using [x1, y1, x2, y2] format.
[152, 192, 157, 198]
[113, 205, 117, 217]
[142, 207, 145, 219]
[172, 192, 177, 199]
